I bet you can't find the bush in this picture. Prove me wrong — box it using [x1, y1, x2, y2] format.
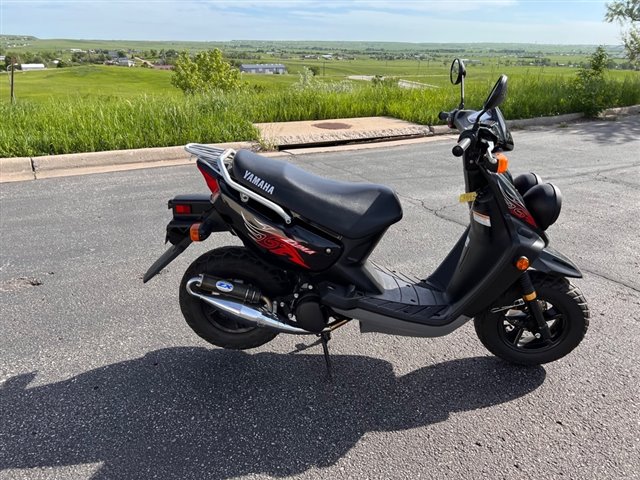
[171, 49, 243, 94]
[292, 66, 354, 93]
[571, 46, 613, 117]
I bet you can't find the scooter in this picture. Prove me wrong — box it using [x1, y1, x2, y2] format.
[144, 59, 589, 371]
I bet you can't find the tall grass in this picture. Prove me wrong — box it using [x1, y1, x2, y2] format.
[2, 73, 639, 158]
[1, 95, 258, 157]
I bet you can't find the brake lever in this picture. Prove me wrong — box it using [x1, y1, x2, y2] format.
[482, 140, 497, 165]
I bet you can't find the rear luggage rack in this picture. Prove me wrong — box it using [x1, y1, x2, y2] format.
[185, 143, 292, 225]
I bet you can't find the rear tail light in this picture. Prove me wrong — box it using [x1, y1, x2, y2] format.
[174, 204, 192, 214]
[197, 164, 220, 195]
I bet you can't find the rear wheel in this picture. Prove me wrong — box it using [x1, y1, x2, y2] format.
[474, 274, 589, 365]
[179, 246, 292, 350]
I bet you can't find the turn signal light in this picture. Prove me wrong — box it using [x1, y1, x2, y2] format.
[190, 223, 203, 242]
[515, 256, 530, 271]
[496, 153, 509, 173]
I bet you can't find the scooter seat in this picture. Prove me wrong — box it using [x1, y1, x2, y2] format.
[232, 150, 403, 238]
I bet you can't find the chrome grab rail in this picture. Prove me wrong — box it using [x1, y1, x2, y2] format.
[184, 143, 292, 225]
[185, 143, 225, 174]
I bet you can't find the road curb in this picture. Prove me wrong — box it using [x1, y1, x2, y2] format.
[602, 104, 640, 117]
[507, 112, 584, 128]
[1, 106, 638, 183]
[0, 141, 256, 183]
[0, 157, 35, 183]
[32, 145, 188, 179]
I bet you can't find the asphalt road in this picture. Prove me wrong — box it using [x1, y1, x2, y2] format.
[1, 116, 639, 480]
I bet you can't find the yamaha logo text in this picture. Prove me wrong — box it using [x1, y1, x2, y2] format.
[244, 170, 275, 195]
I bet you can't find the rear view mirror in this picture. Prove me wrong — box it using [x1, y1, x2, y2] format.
[484, 75, 508, 111]
[450, 58, 466, 85]
[450, 58, 467, 108]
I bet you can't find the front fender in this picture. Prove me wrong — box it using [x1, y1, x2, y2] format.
[531, 247, 582, 278]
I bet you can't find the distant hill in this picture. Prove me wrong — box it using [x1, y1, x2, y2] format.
[0, 35, 621, 56]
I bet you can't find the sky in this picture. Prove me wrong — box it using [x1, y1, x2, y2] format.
[0, 0, 623, 45]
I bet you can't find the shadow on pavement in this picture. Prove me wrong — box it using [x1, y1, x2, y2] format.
[567, 116, 640, 145]
[1, 347, 545, 479]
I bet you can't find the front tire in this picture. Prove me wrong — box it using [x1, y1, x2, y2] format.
[474, 274, 589, 365]
[179, 246, 292, 350]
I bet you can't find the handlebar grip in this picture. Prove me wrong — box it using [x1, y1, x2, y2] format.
[438, 111, 449, 121]
[452, 137, 471, 157]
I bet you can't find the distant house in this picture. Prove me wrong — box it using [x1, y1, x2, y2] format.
[117, 58, 135, 67]
[0, 56, 5, 62]
[20, 63, 46, 71]
[240, 63, 286, 74]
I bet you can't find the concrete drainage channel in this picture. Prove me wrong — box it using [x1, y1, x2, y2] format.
[1, 108, 638, 183]
[255, 116, 435, 151]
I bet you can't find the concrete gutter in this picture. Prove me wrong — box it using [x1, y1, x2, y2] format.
[1, 106, 638, 183]
[255, 116, 431, 148]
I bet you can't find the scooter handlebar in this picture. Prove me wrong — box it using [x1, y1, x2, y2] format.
[452, 137, 471, 157]
[438, 111, 450, 121]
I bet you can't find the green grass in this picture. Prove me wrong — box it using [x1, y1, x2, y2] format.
[1, 62, 638, 157]
[0, 65, 177, 101]
[0, 95, 258, 157]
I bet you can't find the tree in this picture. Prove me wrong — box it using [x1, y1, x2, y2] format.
[171, 49, 242, 94]
[605, 0, 640, 64]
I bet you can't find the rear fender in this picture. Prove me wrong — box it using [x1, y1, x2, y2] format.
[143, 194, 229, 283]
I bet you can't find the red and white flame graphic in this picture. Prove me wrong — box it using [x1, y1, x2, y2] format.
[242, 213, 314, 269]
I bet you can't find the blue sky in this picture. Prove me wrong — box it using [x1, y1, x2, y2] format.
[0, 0, 622, 45]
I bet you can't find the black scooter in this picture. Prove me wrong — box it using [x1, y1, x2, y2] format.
[145, 59, 589, 369]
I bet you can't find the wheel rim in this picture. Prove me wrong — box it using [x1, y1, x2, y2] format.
[498, 299, 569, 353]
[196, 279, 258, 334]
[202, 303, 255, 334]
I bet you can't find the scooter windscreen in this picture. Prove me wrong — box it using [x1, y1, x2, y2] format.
[466, 108, 514, 151]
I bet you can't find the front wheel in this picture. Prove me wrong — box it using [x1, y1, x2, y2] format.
[474, 274, 589, 365]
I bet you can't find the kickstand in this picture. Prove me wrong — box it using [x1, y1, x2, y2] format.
[319, 332, 333, 380]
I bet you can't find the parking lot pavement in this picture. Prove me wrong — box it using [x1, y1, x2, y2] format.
[1, 116, 639, 479]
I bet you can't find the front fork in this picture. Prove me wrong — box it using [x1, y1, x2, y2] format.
[519, 272, 553, 340]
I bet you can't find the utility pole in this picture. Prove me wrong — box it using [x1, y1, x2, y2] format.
[10, 57, 16, 104]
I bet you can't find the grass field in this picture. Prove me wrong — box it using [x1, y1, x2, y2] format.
[2, 60, 636, 102]
[1, 56, 638, 157]
[0, 66, 177, 101]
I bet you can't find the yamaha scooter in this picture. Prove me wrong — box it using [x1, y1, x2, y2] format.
[145, 59, 589, 369]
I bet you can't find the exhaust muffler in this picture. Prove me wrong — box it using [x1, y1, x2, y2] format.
[185, 276, 313, 334]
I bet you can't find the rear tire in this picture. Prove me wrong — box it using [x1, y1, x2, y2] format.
[179, 246, 291, 350]
[474, 274, 589, 365]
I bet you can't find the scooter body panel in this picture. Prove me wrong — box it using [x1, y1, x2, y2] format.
[532, 247, 583, 278]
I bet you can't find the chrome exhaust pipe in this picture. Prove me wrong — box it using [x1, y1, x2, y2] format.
[185, 277, 313, 335]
